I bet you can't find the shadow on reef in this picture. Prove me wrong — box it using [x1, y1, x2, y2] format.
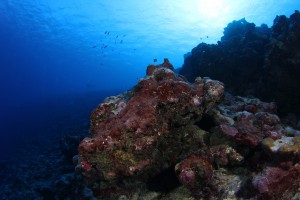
[75, 59, 300, 199]
[180, 10, 300, 116]
[146, 165, 181, 193]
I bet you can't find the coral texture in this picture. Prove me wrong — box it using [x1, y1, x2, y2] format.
[207, 93, 300, 199]
[78, 59, 224, 198]
[77, 60, 300, 199]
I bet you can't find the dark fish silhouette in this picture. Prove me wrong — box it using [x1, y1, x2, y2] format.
[120, 40, 123, 43]
[92, 45, 97, 48]
[153, 58, 157, 62]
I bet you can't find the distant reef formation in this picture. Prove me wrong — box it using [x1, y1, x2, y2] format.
[180, 10, 300, 115]
[76, 59, 300, 199]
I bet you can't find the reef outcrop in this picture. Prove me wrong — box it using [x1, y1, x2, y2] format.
[77, 59, 300, 199]
[77, 59, 224, 199]
[179, 10, 300, 115]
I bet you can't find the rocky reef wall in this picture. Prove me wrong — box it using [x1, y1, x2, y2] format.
[180, 10, 300, 115]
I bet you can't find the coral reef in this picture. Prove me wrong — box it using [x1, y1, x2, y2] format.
[207, 93, 300, 199]
[179, 10, 300, 115]
[77, 60, 300, 199]
[175, 152, 215, 199]
[78, 59, 224, 199]
[5, 9, 300, 200]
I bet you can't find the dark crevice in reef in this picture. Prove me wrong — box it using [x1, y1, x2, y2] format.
[235, 178, 259, 199]
[196, 114, 216, 132]
[146, 165, 181, 193]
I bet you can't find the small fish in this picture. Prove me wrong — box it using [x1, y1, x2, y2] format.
[153, 58, 157, 62]
[104, 45, 108, 48]
[92, 45, 97, 48]
[116, 35, 118, 38]
[206, 36, 209, 38]
[120, 40, 123, 43]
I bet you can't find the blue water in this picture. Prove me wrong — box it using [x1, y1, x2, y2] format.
[0, 0, 299, 198]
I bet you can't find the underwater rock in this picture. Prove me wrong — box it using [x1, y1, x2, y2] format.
[175, 151, 215, 198]
[260, 10, 300, 115]
[252, 165, 300, 199]
[262, 135, 300, 166]
[180, 18, 270, 96]
[76, 67, 300, 199]
[207, 94, 300, 199]
[146, 58, 174, 75]
[78, 60, 224, 198]
[209, 94, 284, 148]
[77, 63, 300, 199]
[210, 144, 244, 167]
[179, 10, 300, 115]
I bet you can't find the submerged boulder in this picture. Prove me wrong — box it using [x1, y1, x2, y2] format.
[77, 59, 224, 198]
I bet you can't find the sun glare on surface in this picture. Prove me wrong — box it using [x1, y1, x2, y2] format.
[197, 0, 230, 19]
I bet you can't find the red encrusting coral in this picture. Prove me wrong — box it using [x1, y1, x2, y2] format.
[252, 165, 300, 199]
[78, 59, 224, 198]
[175, 152, 214, 197]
